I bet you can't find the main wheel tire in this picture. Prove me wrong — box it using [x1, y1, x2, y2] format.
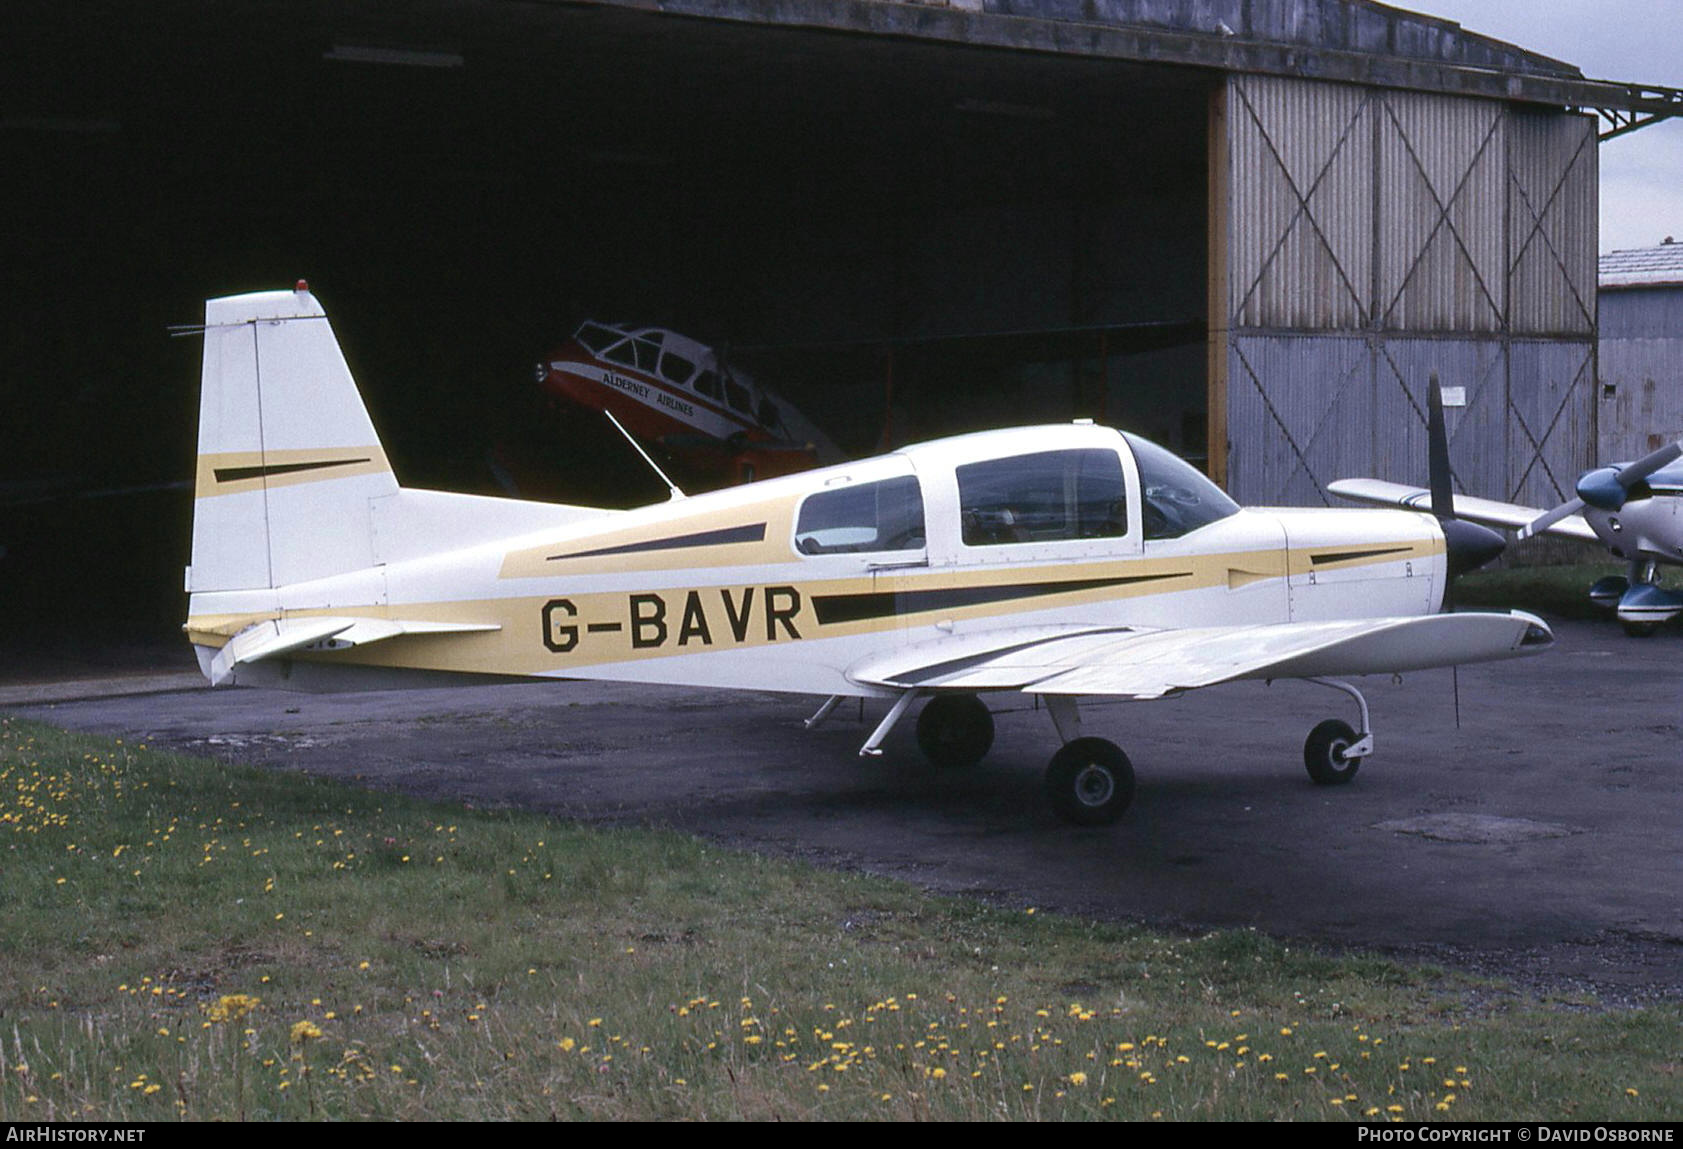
[1304, 718, 1362, 786]
[915, 694, 995, 769]
[1621, 620, 1660, 638]
[1044, 737, 1135, 826]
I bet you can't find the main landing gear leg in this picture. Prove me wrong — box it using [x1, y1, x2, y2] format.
[858, 690, 922, 758]
[804, 694, 844, 730]
[1301, 677, 1373, 786]
[1040, 695, 1135, 826]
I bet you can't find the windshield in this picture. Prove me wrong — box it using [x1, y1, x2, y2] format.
[1123, 433, 1239, 539]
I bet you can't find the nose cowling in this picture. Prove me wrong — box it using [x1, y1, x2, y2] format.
[1442, 517, 1506, 579]
[1575, 466, 1627, 511]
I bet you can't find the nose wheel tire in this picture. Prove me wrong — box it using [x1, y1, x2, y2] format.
[915, 693, 995, 769]
[1304, 718, 1362, 786]
[1045, 737, 1135, 826]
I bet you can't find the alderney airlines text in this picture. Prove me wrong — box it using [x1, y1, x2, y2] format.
[1357, 1132, 1671, 1143]
[6, 1131, 144, 1142]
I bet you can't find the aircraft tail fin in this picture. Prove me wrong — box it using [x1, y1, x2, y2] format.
[187, 283, 400, 592]
[188, 284, 622, 599]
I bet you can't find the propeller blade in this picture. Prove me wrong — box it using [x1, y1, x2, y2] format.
[1617, 440, 1683, 489]
[1518, 496, 1586, 541]
[1426, 374, 1454, 520]
[1421, 376, 1504, 608]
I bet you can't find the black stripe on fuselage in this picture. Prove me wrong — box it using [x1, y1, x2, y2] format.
[1309, 546, 1413, 566]
[548, 522, 768, 561]
[214, 458, 372, 483]
[811, 572, 1189, 625]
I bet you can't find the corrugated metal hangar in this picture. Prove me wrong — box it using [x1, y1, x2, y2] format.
[2, 0, 1678, 639]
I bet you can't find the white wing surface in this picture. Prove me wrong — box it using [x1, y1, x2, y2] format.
[1326, 479, 1597, 543]
[847, 612, 1552, 699]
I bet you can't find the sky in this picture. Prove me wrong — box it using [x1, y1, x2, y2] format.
[1396, 1, 1683, 253]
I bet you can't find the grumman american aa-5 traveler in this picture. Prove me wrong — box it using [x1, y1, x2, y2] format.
[184, 285, 1554, 825]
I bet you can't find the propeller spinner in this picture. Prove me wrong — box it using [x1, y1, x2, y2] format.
[1518, 440, 1683, 540]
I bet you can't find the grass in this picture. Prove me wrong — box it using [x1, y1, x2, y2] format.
[1, 716, 1677, 1121]
[1457, 562, 1629, 619]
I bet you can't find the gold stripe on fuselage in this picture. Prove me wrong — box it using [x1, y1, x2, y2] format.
[186, 536, 1441, 678]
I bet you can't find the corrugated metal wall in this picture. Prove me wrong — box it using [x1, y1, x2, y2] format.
[1218, 74, 1598, 508]
[1600, 287, 1683, 461]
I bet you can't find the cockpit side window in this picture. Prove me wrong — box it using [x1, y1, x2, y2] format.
[659, 351, 696, 385]
[795, 476, 925, 555]
[957, 449, 1126, 546]
[575, 323, 621, 355]
[1124, 433, 1240, 540]
[725, 378, 752, 414]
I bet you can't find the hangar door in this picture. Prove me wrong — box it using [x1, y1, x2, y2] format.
[1212, 74, 1597, 509]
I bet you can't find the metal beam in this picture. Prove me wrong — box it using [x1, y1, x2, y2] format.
[1590, 86, 1683, 140]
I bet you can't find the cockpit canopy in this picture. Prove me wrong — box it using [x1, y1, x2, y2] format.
[790, 425, 1240, 559]
[572, 320, 758, 418]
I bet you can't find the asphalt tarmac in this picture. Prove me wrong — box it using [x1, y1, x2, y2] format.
[6, 618, 1681, 1002]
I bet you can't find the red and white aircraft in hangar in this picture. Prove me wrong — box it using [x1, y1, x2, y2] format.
[184, 285, 1551, 825]
[536, 320, 839, 485]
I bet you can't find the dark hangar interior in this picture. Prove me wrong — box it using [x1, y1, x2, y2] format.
[5, 1, 1210, 642]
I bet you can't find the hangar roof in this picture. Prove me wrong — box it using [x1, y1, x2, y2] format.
[1601, 242, 1683, 291]
[614, 0, 1683, 136]
[14, 1, 1678, 139]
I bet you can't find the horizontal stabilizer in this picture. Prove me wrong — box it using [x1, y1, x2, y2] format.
[206, 616, 500, 686]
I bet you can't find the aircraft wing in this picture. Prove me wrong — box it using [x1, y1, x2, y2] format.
[1326, 478, 1598, 543]
[847, 612, 1551, 699]
[207, 616, 501, 686]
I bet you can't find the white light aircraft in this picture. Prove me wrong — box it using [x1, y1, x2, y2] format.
[184, 286, 1553, 824]
[1330, 380, 1683, 637]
